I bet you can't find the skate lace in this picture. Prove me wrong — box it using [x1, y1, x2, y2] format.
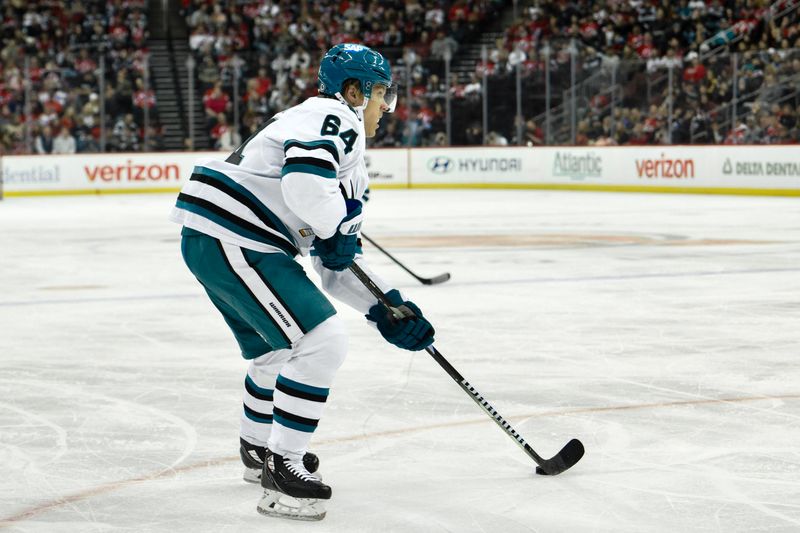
[284, 459, 316, 482]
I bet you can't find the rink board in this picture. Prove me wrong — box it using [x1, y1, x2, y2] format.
[2, 145, 798, 196]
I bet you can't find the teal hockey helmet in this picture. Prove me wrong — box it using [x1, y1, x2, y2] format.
[318, 43, 397, 112]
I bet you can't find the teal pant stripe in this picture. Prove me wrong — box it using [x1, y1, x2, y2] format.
[281, 164, 337, 179]
[276, 374, 330, 397]
[273, 413, 317, 433]
[192, 166, 294, 240]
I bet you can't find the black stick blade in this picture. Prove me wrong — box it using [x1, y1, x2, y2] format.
[420, 272, 451, 285]
[534, 439, 585, 476]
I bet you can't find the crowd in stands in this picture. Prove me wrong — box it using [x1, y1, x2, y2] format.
[0, 0, 158, 155]
[182, 0, 506, 150]
[2, 0, 799, 155]
[465, 0, 800, 146]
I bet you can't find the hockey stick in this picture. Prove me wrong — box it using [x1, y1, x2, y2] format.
[361, 232, 451, 285]
[348, 261, 584, 476]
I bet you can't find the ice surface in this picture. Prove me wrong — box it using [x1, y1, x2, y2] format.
[1, 190, 798, 532]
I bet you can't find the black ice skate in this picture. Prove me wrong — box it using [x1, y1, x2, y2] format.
[239, 438, 320, 484]
[257, 452, 332, 521]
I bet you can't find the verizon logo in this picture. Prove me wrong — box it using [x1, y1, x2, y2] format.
[85, 161, 180, 182]
[635, 154, 695, 179]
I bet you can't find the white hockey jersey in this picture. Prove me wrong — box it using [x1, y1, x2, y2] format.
[170, 96, 369, 256]
[170, 96, 391, 314]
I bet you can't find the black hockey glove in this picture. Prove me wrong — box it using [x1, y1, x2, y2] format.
[366, 289, 435, 351]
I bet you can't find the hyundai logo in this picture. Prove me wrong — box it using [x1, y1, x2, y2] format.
[428, 156, 453, 174]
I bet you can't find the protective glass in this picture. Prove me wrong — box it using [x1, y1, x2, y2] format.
[382, 84, 398, 113]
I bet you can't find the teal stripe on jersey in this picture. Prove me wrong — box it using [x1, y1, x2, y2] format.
[175, 199, 296, 256]
[273, 412, 317, 433]
[281, 163, 337, 180]
[276, 374, 330, 397]
[192, 166, 294, 241]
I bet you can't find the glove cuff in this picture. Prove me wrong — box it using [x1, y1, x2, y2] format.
[338, 199, 363, 235]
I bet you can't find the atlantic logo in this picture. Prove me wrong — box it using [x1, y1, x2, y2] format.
[428, 156, 453, 174]
[553, 152, 602, 179]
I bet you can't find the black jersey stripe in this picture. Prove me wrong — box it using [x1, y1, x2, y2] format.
[177, 193, 299, 256]
[284, 140, 340, 164]
[284, 156, 337, 172]
[188, 172, 296, 244]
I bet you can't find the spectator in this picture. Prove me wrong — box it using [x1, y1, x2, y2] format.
[487, 130, 509, 145]
[34, 125, 55, 154]
[112, 113, 139, 152]
[132, 78, 156, 121]
[52, 126, 77, 154]
[211, 113, 241, 151]
[430, 31, 458, 60]
[524, 119, 544, 146]
[203, 81, 230, 128]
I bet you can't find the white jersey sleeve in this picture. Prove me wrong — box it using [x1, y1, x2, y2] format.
[272, 99, 366, 240]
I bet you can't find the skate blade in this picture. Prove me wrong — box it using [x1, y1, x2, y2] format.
[243, 467, 261, 484]
[257, 489, 327, 521]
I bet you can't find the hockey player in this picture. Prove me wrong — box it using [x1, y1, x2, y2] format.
[170, 43, 435, 521]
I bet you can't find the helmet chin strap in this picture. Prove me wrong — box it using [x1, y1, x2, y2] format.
[335, 91, 368, 114]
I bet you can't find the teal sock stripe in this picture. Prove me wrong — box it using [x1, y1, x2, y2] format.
[245, 375, 274, 401]
[273, 413, 316, 433]
[276, 374, 329, 397]
[243, 404, 273, 424]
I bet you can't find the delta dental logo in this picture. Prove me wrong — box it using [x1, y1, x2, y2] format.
[1, 164, 60, 184]
[723, 158, 800, 177]
[428, 156, 522, 174]
[553, 152, 602, 180]
[635, 154, 695, 179]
